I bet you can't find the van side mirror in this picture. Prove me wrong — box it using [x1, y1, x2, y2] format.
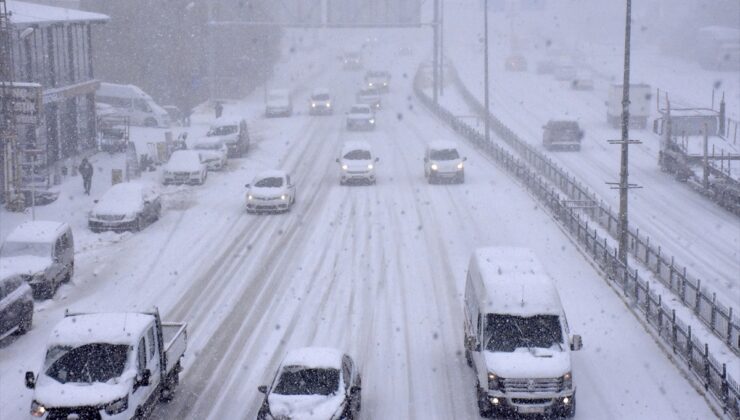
[335, 158, 340, 163]
[245, 183, 250, 188]
[464, 335, 479, 352]
[578, 130, 585, 140]
[25, 372, 36, 389]
[463, 157, 468, 162]
[375, 157, 380, 162]
[423, 157, 428, 162]
[570, 335, 583, 351]
[137, 369, 151, 387]
[258, 385, 268, 394]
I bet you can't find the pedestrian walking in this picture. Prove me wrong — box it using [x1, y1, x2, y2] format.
[183, 107, 192, 127]
[215, 101, 223, 119]
[79, 158, 93, 195]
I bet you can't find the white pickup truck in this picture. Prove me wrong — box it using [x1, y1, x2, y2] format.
[25, 309, 187, 419]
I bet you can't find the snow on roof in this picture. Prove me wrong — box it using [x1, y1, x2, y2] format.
[351, 104, 371, 110]
[49, 313, 154, 347]
[93, 182, 155, 215]
[281, 347, 343, 369]
[474, 247, 564, 316]
[97, 83, 151, 100]
[5, 220, 68, 244]
[210, 118, 241, 128]
[8, 1, 109, 27]
[268, 89, 290, 96]
[665, 108, 720, 118]
[428, 140, 458, 150]
[342, 140, 372, 153]
[255, 169, 287, 180]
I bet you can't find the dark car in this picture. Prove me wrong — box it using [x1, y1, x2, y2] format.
[0, 274, 34, 340]
[257, 347, 362, 420]
[88, 182, 162, 232]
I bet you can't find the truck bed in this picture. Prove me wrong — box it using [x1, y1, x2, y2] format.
[162, 322, 187, 374]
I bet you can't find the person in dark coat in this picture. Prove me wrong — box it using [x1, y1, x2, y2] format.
[79, 158, 93, 195]
[215, 101, 223, 119]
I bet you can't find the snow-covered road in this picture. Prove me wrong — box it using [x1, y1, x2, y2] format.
[0, 28, 717, 420]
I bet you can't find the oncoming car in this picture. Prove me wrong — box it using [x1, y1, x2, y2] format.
[245, 170, 296, 214]
[346, 104, 376, 131]
[424, 141, 467, 184]
[310, 88, 333, 115]
[257, 347, 362, 420]
[355, 86, 381, 109]
[337, 141, 379, 185]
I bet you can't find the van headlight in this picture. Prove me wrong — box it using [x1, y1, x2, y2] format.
[369, 118, 375, 124]
[280, 194, 287, 201]
[487, 372, 500, 390]
[30, 400, 46, 417]
[312, 103, 317, 108]
[248, 194, 253, 200]
[562, 372, 572, 390]
[104, 396, 128, 415]
[367, 164, 374, 170]
[431, 164, 438, 171]
[457, 162, 464, 170]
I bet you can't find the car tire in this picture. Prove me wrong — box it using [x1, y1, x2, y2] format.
[476, 382, 492, 418]
[465, 349, 473, 367]
[17, 306, 33, 334]
[134, 216, 143, 232]
[458, 173, 465, 184]
[565, 394, 576, 418]
[144, 118, 157, 127]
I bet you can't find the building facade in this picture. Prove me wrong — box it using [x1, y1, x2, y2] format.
[1, 1, 107, 202]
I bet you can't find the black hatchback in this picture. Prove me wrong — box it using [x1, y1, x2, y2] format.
[0, 274, 34, 340]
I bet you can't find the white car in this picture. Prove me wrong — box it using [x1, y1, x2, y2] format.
[364, 70, 391, 92]
[192, 137, 228, 171]
[424, 141, 467, 184]
[355, 86, 381, 109]
[88, 182, 161, 232]
[346, 104, 376, 131]
[337, 141, 379, 185]
[257, 347, 362, 420]
[245, 170, 296, 213]
[309, 88, 333, 115]
[206, 118, 250, 158]
[265, 89, 293, 117]
[162, 150, 207, 185]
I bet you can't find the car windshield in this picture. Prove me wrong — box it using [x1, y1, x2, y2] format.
[273, 367, 340, 396]
[194, 141, 222, 150]
[351, 107, 370, 114]
[344, 150, 372, 160]
[359, 88, 378, 96]
[44, 343, 130, 384]
[312, 94, 330, 101]
[208, 125, 237, 136]
[268, 93, 287, 101]
[430, 148, 460, 160]
[0, 241, 51, 258]
[255, 177, 283, 188]
[484, 314, 564, 352]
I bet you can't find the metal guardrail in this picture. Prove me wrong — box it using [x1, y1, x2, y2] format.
[443, 65, 740, 358]
[413, 67, 740, 419]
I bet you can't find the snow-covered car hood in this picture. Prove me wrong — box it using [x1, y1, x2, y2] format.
[165, 159, 202, 173]
[197, 150, 226, 161]
[92, 196, 142, 217]
[0, 255, 51, 276]
[249, 186, 288, 199]
[347, 113, 373, 121]
[208, 133, 239, 144]
[430, 159, 463, 172]
[267, 99, 290, 108]
[268, 392, 345, 420]
[484, 348, 571, 379]
[34, 373, 131, 408]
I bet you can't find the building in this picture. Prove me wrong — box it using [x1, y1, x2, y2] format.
[1, 0, 107, 203]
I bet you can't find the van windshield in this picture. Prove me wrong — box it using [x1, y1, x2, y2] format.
[208, 125, 238, 136]
[0, 241, 51, 258]
[44, 343, 130, 384]
[430, 149, 460, 160]
[484, 314, 563, 352]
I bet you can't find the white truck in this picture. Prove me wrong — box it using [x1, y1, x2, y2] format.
[463, 247, 581, 418]
[25, 309, 187, 419]
[606, 84, 651, 129]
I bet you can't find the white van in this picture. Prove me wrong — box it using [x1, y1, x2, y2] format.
[96, 83, 170, 128]
[463, 247, 581, 418]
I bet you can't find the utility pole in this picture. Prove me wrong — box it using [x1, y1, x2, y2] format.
[439, 0, 444, 96]
[483, 0, 490, 143]
[0, 0, 22, 211]
[433, 0, 439, 104]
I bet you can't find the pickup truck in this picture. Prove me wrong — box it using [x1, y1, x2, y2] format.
[25, 308, 187, 419]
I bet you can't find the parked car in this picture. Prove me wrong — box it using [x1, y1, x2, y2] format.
[542, 120, 584, 151]
[355, 86, 381, 109]
[162, 150, 208, 185]
[0, 221, 74, 300]
[192, 137, 228, 171]
[364, 70, 391, 92]
[257, 347, 362, 420]
[337, 141, 379, 185]
[346, 104, 376, 131]
[424, 141, 466, 184]
[88, 182, 162, 233]
[245, 170, 296, 214]
[206, 118, 250, 158]
[464, 247, 581, 418]
[96, 82, 170, 128]
[504, 54, 528, 71]
[265, 89, 293, 117]
[310, 88, 333, 115]
[0, 273, 33, 340]
[25, 308, 187, 419]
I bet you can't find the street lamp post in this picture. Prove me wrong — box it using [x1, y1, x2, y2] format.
[617, 0, 633, 265]
[483, 0, 490, 143]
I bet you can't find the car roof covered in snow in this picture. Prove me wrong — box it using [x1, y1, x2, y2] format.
[8, 1, 109, 27]
[255, 169, 288, 181]
[49, 312, 154, 347]
[342, 140, 372, 153]
[268, 88, 290, 96]
[5, 221, 69, 244]
[427, 140, 459, 151]
[94, 182, 156, 215]
[311, 88, 330, 96]
[350, 104, 371, 111]
[281, 347, 343, 369]
[210, 118, 241, 128]
[473, 247, 564, 316]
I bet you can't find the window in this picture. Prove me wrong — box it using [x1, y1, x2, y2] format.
[147, 327, 156, 360]
[134, 99, 151, 113]
[137, 337, 147, 372]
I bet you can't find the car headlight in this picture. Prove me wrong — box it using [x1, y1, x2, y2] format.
[104, 396, 128, 415]
[30, 400, 46, 417]
[342, 164, 349, 170]
[562, 372, 572, 390]
[281, 194, 287, 201]
[457, 162, 464, 170]
[312, 103, 317, 108]
[327, 102, 331, 108]
[368, 82, 374, 87]
[431, 164, 438, 171]
[369, 119, 375, 124]
[367, 164, 374, 170]
[248, 195, 253, 200]
[488, 372, 500, 390]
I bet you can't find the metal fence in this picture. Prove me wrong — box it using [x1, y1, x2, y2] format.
[413, 68, 740, 419]
[442, 65, 740, 358]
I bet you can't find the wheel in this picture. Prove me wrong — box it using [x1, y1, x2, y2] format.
[458, 173, 465, 184]
[134, 216, 143, 232]
[564, 394, 576, 418]
[465, 349, 473, 367]
[17, 306, 33, 334]
[476, 382, 492, 418]
[144, 118, 157, 127]
[428, 175, 436, 185]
